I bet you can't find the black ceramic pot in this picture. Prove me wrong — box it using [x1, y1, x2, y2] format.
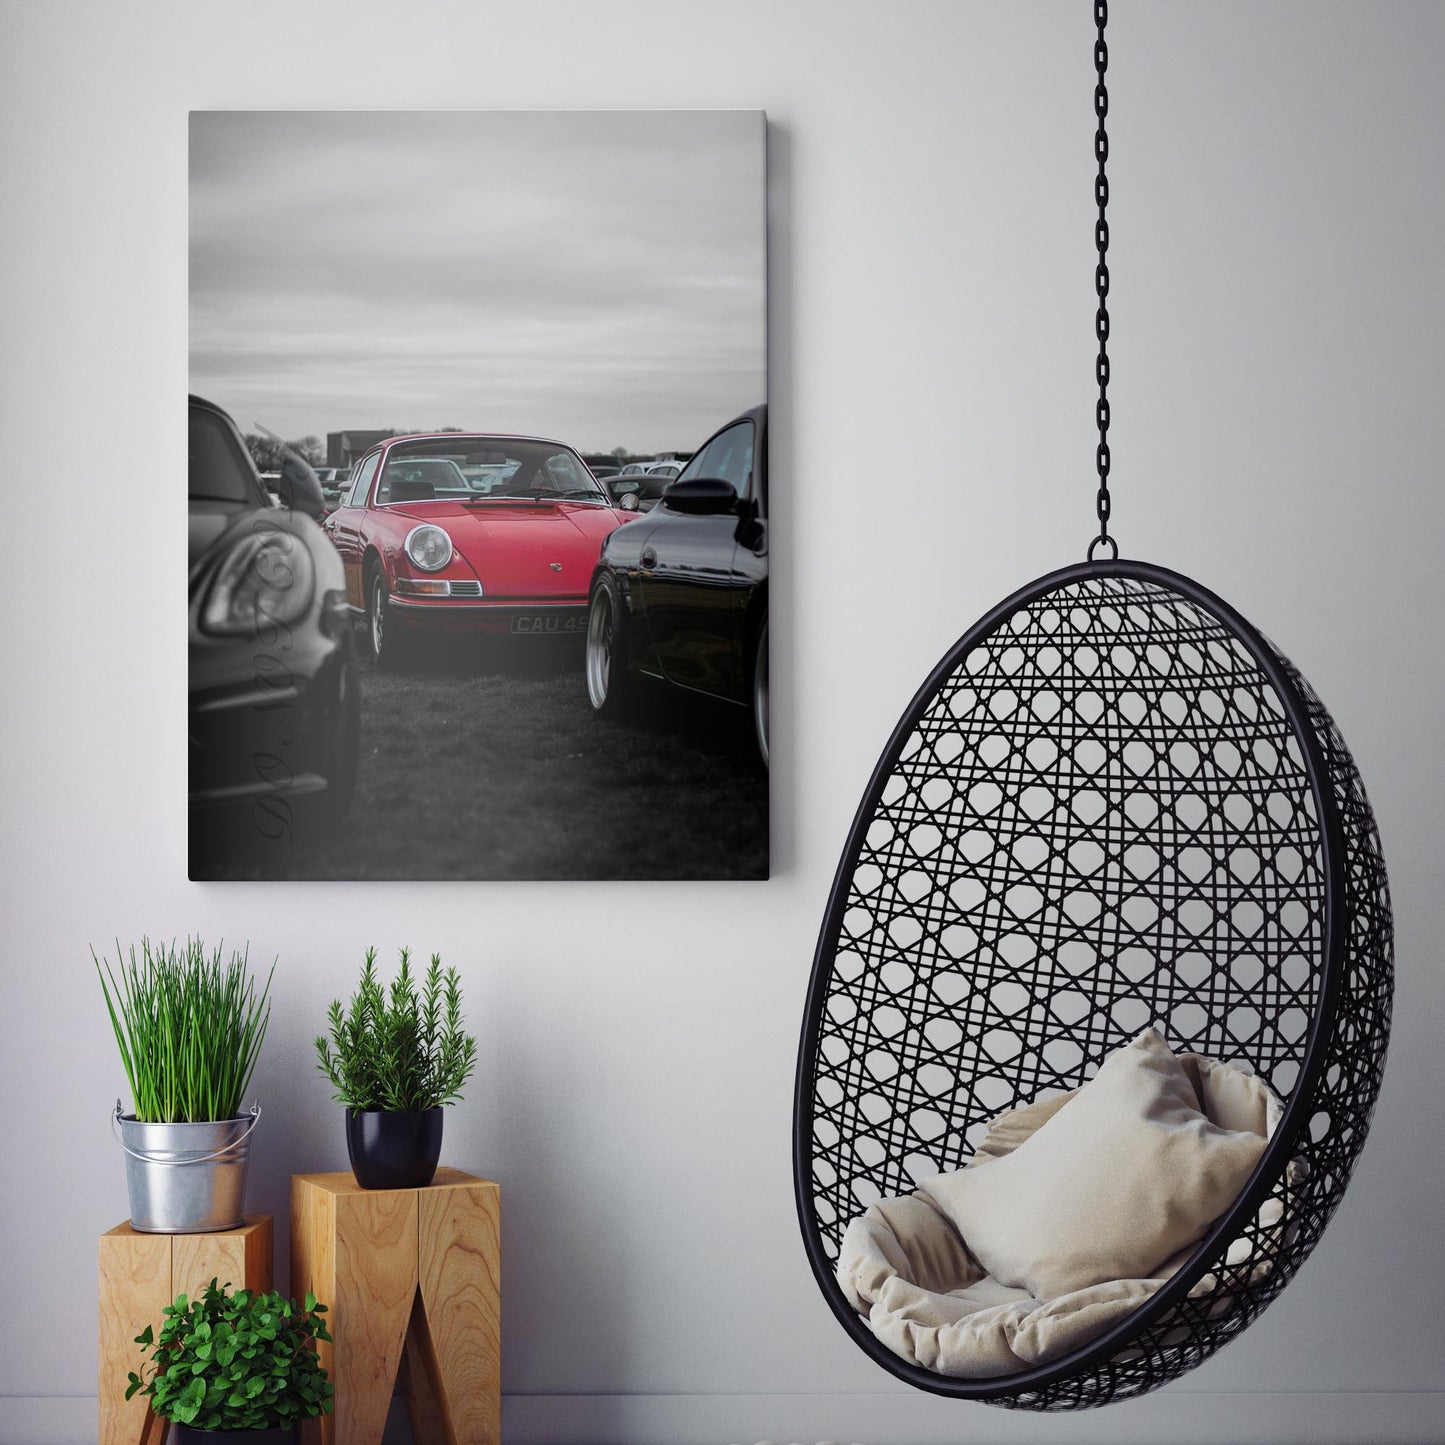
[171, 1426, 294, 1445]
[346, 1107, 444, 1189]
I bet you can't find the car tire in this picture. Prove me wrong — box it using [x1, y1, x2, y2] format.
[367, 564, 407, 669]
[586, 572, 635, 716]
[752, 616, 769, 769]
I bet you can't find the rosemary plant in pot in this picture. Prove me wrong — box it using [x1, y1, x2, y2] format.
[127, 1277, 332, 1443]
[315, 948, 477, 1189]
[98, 939, 272, 1233]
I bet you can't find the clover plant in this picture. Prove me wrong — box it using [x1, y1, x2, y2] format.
[315, 947, 478, 1112]
[126, 1278, 332, 1430]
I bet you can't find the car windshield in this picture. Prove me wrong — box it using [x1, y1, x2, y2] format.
[189, 405, 258, 504]
[377, 438, 609, 504]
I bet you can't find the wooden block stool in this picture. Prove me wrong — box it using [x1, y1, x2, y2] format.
[291, 1169, 499, 1445]
[99, 1215, 273, 1445]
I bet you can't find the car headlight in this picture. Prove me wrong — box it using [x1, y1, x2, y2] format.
[405, 524, 453, 572]
[200, 528, 315, 635]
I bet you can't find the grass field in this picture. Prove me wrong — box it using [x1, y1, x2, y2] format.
[199, 635, 769, 881]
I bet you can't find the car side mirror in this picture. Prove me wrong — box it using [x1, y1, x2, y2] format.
[660, 477, 738, 515]
[271, 454, 326, 518]
[618, 491, 640, 511]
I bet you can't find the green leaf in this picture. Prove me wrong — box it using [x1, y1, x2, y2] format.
[125, 1279, 335, 1428]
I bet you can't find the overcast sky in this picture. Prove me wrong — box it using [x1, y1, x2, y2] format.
[190, 111, 765, 453]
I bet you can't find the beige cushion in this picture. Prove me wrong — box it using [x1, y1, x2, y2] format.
[836, 1040, 1291, 1378]
[920, 1029, 1268, 1299]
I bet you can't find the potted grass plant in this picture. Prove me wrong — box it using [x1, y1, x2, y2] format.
[97, 938, 272, 1233]
[314, 947, 477, 1189]
[126, 1277, 332, 1442]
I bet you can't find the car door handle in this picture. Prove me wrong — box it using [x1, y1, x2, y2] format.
[640, 547, 657, 569]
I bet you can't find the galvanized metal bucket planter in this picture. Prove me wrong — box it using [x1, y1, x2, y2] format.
[113, 1102, 260, 1233]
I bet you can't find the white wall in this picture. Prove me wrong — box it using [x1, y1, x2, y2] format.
[1, 3, 1442, 1442]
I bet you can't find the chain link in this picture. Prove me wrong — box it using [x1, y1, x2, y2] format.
[1089, 0, 1117, 562]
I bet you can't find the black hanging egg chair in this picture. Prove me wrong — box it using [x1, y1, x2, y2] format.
[792, 5, 1393, 1413]
[793, 559, 1393, 1408]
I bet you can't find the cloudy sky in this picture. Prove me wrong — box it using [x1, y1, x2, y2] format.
[190, 111, 765, 453]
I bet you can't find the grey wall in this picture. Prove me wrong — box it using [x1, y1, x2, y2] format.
[1, 3, 1441, 1443]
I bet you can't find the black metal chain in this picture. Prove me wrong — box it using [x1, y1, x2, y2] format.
[1088, 0, 1116, 562]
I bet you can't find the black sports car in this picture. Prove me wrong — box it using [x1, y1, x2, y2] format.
[585, 405, 768, 764]
[189, 395, 360, 872]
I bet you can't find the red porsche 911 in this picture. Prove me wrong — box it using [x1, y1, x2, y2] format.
[323, 433, 636, 665]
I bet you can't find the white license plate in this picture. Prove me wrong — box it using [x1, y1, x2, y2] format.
[510, 613, 583, 635]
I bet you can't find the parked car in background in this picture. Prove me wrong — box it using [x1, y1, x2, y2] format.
[188, 395, 360, 869]
[459, 455, 522, 493]
[581, 454, 622, 481]
[314, 466, 352, 514]
[586, 405, 768, 764]
[605, 460, 684, 511]
[324, 432, 637, 665]
[382, 456, 472, 497]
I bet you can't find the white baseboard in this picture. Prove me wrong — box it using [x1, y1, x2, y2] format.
[500, 1392, 1445, 1445]
[7, 1392, 1442, 1445]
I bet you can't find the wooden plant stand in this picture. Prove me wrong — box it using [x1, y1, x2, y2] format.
[291, 1169, 500, 1445]
[99, 1215, 273, 1445]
